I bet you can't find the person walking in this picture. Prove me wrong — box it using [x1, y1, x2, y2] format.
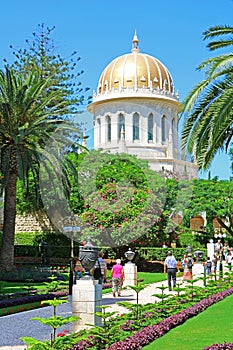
[205, 256, 212, 276]
[214, 239, 222, 256]
[92, 251, 107, 284]
[111, 259, 124, 297]
[187, 253, 194, 278]
[181, 254, 188, 281]
[211, 254, 218, 281]
[73, 259, 84, 283]
[164, 251, 177, 291]
[226, 250, 233, 271]
[223, 242, 229, 260]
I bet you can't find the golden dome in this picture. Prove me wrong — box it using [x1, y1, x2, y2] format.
[97, 32, 175, 96]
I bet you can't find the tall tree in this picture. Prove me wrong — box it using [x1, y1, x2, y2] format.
[181, 25, 233, 170]
[0, 67, 81, 271]
[5, 23, 91, 114]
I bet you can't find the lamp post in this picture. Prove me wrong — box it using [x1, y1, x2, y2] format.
[214, 229, 226, 240]
[63, 223, 81, 295]
[39, 240, 49, 267]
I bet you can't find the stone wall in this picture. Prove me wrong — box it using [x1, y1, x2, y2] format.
[15, 212, 56, 233]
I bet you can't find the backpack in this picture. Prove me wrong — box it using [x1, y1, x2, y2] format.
[187, 259, 193, 269]
[93, 260, 102, 279]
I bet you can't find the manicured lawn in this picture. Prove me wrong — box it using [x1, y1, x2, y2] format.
[143, 293, 233, 350]
[1, 272, 166, 295]
[137, 272, 165, 284]
[0, 281, 48, 294]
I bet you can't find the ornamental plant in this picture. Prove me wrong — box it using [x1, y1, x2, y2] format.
[152, 283, 171, 305]
[70, 275, 233, 350]
[75, 151, 168, 248]
[85, 306, 118, 349]
[17, 271, 233, 350]
[127, 283, 146, 320]
[21, 298, 79, 349]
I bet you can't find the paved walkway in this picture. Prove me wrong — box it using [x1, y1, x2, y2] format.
[0, 275, 207, 349]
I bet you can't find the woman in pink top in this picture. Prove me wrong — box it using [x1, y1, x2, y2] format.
[111, 259, 124, 297]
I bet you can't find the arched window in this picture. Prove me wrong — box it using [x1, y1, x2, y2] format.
[133, 112, 140, 141]
[172, 118, 176, 144]
[162, 115, 166, 143]
[148, 113, 153, 141]
[118, 114, 125, 140]
[106, 115, 111, 142]
[97, 118, 101, 144]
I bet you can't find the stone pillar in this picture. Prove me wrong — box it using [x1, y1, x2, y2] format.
[207, 241, 215, 260]
[71, 279, 102, 332]
[123, 262, 137, 287]
[192, 263, 205, 278]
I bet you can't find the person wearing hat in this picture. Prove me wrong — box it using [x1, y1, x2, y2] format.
[164, 251, 177, 291]
[111, 259, 124, 297]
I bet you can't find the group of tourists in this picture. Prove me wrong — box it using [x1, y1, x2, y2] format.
[164, 239, 233, 290]
[73, 239, 233, 295]
[212, 239, 233, 278]
[164, 250, 196, 291]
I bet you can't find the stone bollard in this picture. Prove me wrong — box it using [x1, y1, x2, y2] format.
[123, 262, 137, 287]
[71, 278, 102, 332]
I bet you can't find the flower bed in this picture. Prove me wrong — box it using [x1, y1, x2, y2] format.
[104, 287, 233, 350]
[0, 283, 111, 316]
[0, 301, 42, 316]
[204, 344, 233, 350]
[0, 292, 67, 313]
[69, 286, 233, 350]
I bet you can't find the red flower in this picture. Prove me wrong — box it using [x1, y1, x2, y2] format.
[57, 330, 69, 337]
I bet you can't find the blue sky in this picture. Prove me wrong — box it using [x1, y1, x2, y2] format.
[1, 0, 233, 179]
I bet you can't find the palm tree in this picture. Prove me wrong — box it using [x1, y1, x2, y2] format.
[181, 25, 233, 170]
[0, 67, 81, 271]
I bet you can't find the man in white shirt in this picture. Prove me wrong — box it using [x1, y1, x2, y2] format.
[214, 239, 222, 255]
[164, 251, 177, 291]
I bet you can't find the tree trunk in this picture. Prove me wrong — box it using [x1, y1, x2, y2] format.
[216, 217, 233, 235]
[0, 171, 17, 271]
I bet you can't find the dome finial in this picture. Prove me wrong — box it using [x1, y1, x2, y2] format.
[132, 30, 140, 53]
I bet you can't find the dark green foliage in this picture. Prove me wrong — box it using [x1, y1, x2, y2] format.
[6, 23, 91, 110]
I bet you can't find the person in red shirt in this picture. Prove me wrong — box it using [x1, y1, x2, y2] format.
[111, 259, 124, 297]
